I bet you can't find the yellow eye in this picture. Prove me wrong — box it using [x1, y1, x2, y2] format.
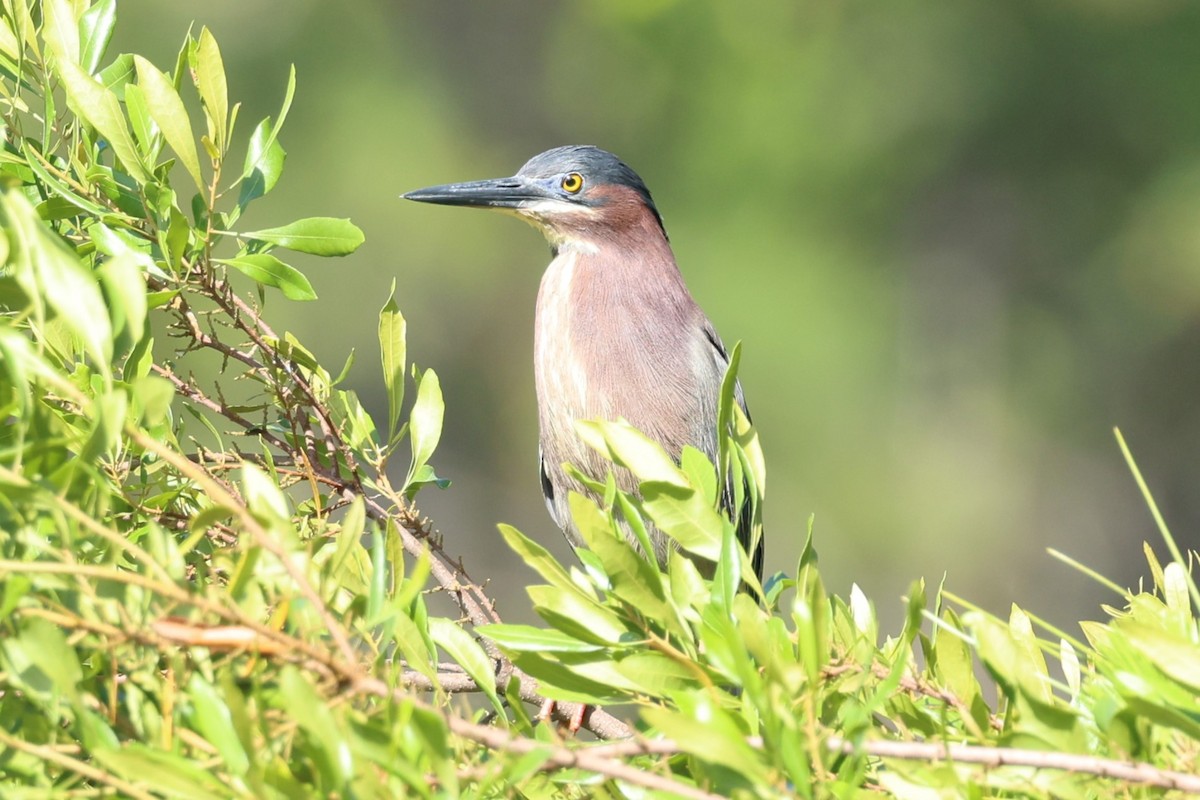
[561, 172, 584, 194]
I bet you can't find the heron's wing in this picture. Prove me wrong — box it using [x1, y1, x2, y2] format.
[701, 321, 764, 581]
[539, 445, 566, 530]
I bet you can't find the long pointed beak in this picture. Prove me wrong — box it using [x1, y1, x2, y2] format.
[403, 175, 555, 209]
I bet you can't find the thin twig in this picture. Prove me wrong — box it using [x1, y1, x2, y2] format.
[828, 737, 1200, 792]
[127, 427, 361, 671]
[353, 675, 716, 799]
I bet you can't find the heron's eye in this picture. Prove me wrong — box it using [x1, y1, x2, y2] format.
[561, 172, 584, 194]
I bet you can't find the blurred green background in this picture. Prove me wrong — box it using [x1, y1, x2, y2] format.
[117, 0, 1200, 630]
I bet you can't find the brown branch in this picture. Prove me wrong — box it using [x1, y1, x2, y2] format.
[125, 428, 362, 671]
[828, 737, 1200, 793]
[155, 267, 635, 740]
[150, 364, 290, 452]
[352, 675, 716, 799]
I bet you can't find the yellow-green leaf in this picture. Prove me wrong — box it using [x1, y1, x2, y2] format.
[378, 285, 406, 438]
[134, 55, 203, 192]
[54, 57, 150, 184]
[193, 27, 228, 154]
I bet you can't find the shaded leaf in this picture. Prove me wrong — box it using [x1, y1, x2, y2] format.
[239, 116, 286, 207]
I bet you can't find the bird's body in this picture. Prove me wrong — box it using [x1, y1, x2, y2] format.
[405, 146, 761, 577]
[534, 240, 730, 564]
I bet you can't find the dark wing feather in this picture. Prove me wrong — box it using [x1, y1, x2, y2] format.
[539, 446, 564, 529]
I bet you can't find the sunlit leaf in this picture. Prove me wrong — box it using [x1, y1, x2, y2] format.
[192, 27, 228, 153]
[379, 284, 406, 440]
[576, 419, 688, 488]
[216, 254, 316, 301]
[1, 191, 112, 369]
[78, 0, 116, 74]
[405, 367, 443, 491]
[135, 55, 203, 193]
[54, 55, 150, 184]
[241, 216, 365, 256]
[429, 618, 503, 714]
[479, 623, 604, 654]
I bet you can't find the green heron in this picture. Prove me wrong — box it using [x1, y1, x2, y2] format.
[405, 146, 763, 580]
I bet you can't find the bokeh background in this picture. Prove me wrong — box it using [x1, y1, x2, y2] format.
[117, 1, 1200, 631]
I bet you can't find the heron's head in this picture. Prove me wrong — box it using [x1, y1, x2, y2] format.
[404, 145, 666, 251]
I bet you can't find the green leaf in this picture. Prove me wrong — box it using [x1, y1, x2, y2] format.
[241, 216, 365, 256]
[479, 623, 603, 654]
[2, 191, 113, 369]
[328, 497, 366, 578]
[612, 652, 701, 696]
[733, 402, 766, 498]
[216, 254, 316, 301]
[277, 668, 353, 787]
[428, 618, 503, 714]
[405, 367, 443, 491]
[187, 673, 250, 776]
[716, 339, 742, 488]
[238, 116, 286, 207]
[241, 463, 290, 523]
[680, 445, 718, 506]
[97, 53, 135, 95]
[121, 82, 157, 158]
[1162, 562, 1193, 633]
[642, 699, 766, 780]
[613, 490, 658, 572]
[641, 481, 724, 562]
[576, 419, 689, 488]
[569, 492, 668, 616]
[239, 64, 295, 183]
[931, 608, 980, 714]
[134, 55, 203, 193]
[98, 253, 147, 346]
[193, 27, 228, 153]
[509, 651, 627, 704]
[391, 610, 437, 684]
[1008, 604, 1053, 704]
[94, 745, 227, 800]
[22, 141, 116, 220]
[528, 585, 630, 645]
[54, 56, 150, 184]
[497, 523, 580, 594]
[42, 0, 79, 66]
[3, 618, 82, 702]
[1120, 622, 1200, 694]
[379, 285, 406, 440]
[78, 0, 116, 74]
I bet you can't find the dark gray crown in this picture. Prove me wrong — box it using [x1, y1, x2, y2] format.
[518, 146, 663, 230]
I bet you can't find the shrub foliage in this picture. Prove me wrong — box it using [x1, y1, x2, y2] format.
[0, 1, 1197, 797]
